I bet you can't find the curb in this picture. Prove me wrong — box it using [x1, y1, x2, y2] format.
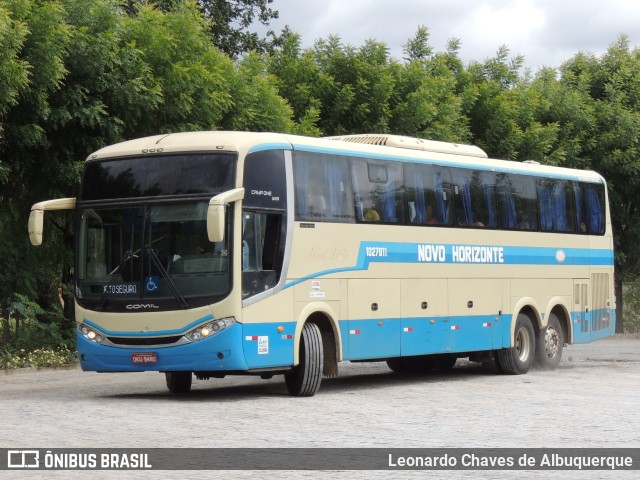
[0, 364, 79, 376]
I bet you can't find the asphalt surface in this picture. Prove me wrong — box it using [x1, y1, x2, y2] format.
[1, 335, 639, 479]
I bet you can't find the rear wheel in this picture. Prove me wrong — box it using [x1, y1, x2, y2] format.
[535, 313, 564, 370]
[498, 314, 535, 374]
[386, 357, 408, 373]
[387, 354, 456, 373]
[432, 354, 457, 371]
[482, 351, 504, 374]
[285, 322, 323, 396]
[165, 371, 192, 393]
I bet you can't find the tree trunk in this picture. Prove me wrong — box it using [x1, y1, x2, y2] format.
[615, 265, 624, 333]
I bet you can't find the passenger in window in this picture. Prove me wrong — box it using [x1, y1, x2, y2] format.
[426, 205, 438, 225]
[455, 208, 466, 227]
[307, 186, 327, 219]
[363, 209, 380, 222]
[580, 222, 587, 233]
[456, 208, 484, 227]
[516, 210, 530, 230]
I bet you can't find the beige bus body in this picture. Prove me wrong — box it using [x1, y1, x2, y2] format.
[30, 131, 615, 395]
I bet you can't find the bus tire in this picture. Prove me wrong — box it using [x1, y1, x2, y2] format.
[482, 351, 504, 374]
[498, 314, 535, 375]
[285, 322, 323, 396]
[165, 371, 192, 393]
[433, 354, 457, 371]
[535, 313, 564, 370]
[386, 358, 408, 373]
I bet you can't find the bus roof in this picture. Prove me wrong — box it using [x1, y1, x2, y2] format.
[86, 131, 605, 184]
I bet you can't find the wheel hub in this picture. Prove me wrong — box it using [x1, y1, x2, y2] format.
[515, 327, 531, 362]
[544, 327, 560, 358]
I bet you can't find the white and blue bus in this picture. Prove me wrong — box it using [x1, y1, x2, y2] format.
[29, 132, 615, 395]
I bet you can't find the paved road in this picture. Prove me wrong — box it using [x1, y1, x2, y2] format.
[2, 336, 640, 479]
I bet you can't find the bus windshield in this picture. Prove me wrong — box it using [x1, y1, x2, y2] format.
[76, 201, 231, 311]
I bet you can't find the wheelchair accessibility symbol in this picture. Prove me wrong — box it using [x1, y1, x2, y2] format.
[145, 276, 160, 293]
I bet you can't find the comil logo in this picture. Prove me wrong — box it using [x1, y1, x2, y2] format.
[125, 304, 160, 310]
[8, 450, 40, 468]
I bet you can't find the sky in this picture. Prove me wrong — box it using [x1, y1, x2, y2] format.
[263, 0, 640, 71]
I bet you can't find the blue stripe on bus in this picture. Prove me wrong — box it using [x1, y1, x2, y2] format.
[284, 242, 614, 288]
[340, 308, 615, 360]
[82, 314, 214, 337]
[248, 142, 293, 154]
[77, 310, 616, 372]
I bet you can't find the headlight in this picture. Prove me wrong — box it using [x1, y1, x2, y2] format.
[186, 317, 236, 342]
[79, 324, 105, 344]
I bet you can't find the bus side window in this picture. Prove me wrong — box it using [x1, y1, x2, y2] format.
[575, 183, 605, 234]
[242, 211, 283, 299]
[539, 179, 573, 232]
[293, 152, 354, 223]
[352, 159, 405, 224]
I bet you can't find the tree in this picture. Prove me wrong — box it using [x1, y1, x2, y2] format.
[402, 25, 431, 63]
[559, 38, 640, 332]
[389, 31, 470, 142]
[125, 0, 282, 57]
[199, 0, 280, 57]
[0, 0, 71, 331]
[267, 31, 322, 136]
[0, 0, 296, 346]
[315, 37, 396, 136]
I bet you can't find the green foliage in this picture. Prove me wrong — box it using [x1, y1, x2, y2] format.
[0, 0, 301, 366]
[221, 52, 294, 132]
[0, 0, 30, 120]
[2, 4, 640, 354]
[1, 291, 73, 361]
[125, 0, 282, 57]
[0, 347, 76, 369]
[623, 282, 640, 333]
[198, 0, 281, 57]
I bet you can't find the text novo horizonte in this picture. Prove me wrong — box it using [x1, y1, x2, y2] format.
[418, 244, 504, 264]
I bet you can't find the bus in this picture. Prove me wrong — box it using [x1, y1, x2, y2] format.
[28, 131, 615, 396]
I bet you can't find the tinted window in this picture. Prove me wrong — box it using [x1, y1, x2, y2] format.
[244, 150, 287, 210]
[575, 182, 605, 234]
[352, 159, 405, 224]
[452, 169, 497, 228]
[405, 164, 453, 226]
[496, 174, 538, 231]
[538, 179, 575, 232]
[293, 152, 355, 223]
[81, 154, 237, 201]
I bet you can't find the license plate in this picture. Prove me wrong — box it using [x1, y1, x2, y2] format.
[131, 353, 158, 364]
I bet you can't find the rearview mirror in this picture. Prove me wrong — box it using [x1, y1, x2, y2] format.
[28, 198, 76, 246]
[207, 188, 244, 243]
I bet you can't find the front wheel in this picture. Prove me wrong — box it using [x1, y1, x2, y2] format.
[498, 314, 535, 374]
[165, 371, 192, 393]
[535, 313, 564, 370]
[285, 322, 323, 396]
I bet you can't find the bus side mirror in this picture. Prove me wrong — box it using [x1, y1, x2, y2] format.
[207, 188, 244, 243]
[28, 198, 76, 246]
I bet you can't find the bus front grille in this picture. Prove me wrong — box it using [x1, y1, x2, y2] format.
[107, 335, 183, 346]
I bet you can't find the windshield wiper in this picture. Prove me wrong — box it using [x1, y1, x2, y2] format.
[146, 247, 189, 309]
[97, 250, 137, 311]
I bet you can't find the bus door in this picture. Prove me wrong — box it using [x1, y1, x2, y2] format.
[572, 279, 591, 343]
[399, 279, 450, 356]
[590, 271, 615, 341]
[347, 279, 401, 360]
[447, 279, 502, 352]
